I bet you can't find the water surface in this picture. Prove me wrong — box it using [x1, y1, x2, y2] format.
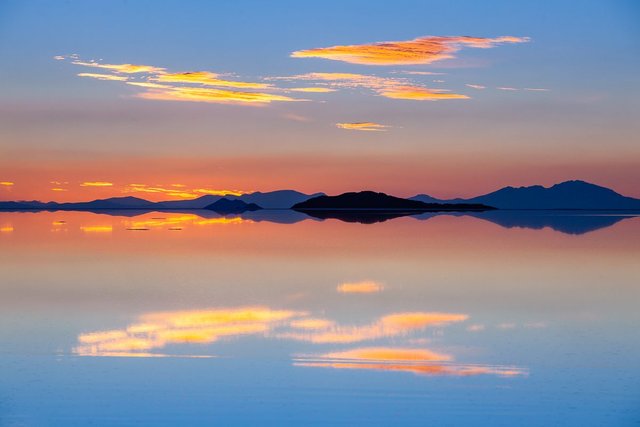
[1, 211, 639, 426]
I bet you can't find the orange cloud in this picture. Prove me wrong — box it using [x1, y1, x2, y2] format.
[137, 86, 302, 105]
[337, 280, 384, 292]
[335, 123, 389, 132]
[377, 85, 469, 100]
[71, 60, 166, 74]
[0, 181, 14, 186]
[80, 181, 113, 187]
[51, 188, 68, 192]
[287, 72, 468, 101]
[77, 73, 129, 81]
[291, 35, 529, 65]
[154, 71, 272, 89]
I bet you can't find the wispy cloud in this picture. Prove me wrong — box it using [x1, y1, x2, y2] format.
[336, 123, 389, 132]
[0, 181, 14, 186]
[465, 84, 486, 90]
[80, 181, 113, 187]
[71, 60, 166, 74]
[136, 86, 302, 105]
[337, 280, 385, 292]
[123, 184, 247, 199]
[77, 73, 129, 81]
[154, 71, 272, 89]
[378, 85, 468, 100]
[284, 72, 468, 101]
[58, 56, 308, 106]
[291, 35, 529, 65]
[289, 87, 336, 93]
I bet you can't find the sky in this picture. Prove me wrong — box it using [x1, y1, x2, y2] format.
[0, 0, 639, 201]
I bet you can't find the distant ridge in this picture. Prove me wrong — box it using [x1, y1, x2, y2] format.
[2, 181, 639, 211]
[411, 180, 640, 210]
[204, 198, 261, 213]
[293, 191, 493, 211]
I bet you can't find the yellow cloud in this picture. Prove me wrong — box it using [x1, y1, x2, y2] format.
[154, 71, 272, 89]
[80, 181, 113, 187]
[80, 225, 113, 233]
[377, 85, 469, 100]
[192, 188, 248, 196]
[287, 72, 467, 101]
[289, 87, 336, 93]
[71, 60, 166, 74]
[77, 73, 129, 81]
[337, 280, 385, 292]
[51, 188, 68, 192]
[291, 35, 529, 65]
[335, 122, 389, 132]
[0, 181, 14, 186]
[125, 81, 170, 89]
[137, 86, 302, 105]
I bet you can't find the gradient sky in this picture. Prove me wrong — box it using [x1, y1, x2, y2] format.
[1, 0, 639, 201]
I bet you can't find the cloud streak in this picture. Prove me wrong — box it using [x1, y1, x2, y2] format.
[291, 35, 529, 65]
[336, 123, 389, 132]
[285, 72, 468, 101]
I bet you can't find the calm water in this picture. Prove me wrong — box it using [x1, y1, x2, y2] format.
[1, 211, 639, 426]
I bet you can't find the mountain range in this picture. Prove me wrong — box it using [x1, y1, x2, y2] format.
[1, 181, 639, 211]
[410, 180, 640, 209]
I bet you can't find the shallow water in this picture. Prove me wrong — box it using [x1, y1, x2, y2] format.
[1, 211, 639, 426]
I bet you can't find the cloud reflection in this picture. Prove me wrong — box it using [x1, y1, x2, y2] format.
[74, 307, 304, 357]
[294, 347, 526, 377]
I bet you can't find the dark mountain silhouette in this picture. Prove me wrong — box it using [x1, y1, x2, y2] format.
[154, 190, 323, 209]
[155, 195, 222, 209]
[57, 196, 157, 210]
[293, 191, 493, 211]
[204, 198, 261, 213]
[230, 190, 325, 209]
[411, 180, 640, 209]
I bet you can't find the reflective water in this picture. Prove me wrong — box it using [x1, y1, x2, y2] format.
[1, 211, 639, 426]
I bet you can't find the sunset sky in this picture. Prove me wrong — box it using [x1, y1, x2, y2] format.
[1, 0, 639, 201]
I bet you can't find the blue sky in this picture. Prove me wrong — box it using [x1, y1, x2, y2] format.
[0, 0, 639, 200]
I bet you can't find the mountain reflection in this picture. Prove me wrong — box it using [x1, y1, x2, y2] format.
[49, 209, 639, 235]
